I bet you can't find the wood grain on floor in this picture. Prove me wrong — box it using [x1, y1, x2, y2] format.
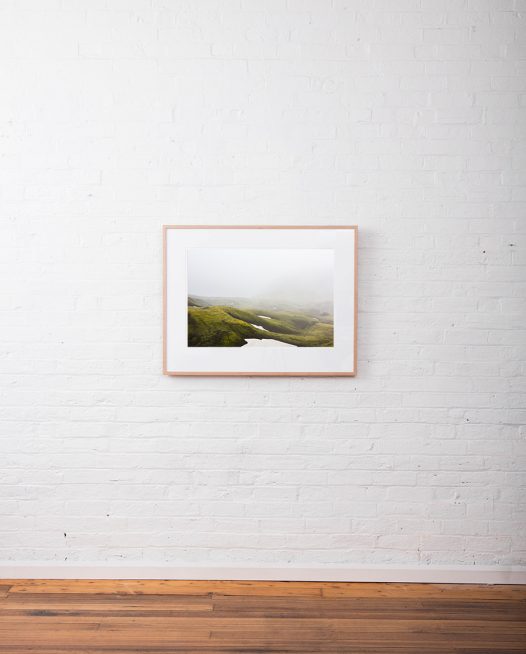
[0, 579, 524, 653]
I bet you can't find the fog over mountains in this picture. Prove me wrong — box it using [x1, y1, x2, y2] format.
[187, 248, 334, 309]
[188, 294, 333, 319]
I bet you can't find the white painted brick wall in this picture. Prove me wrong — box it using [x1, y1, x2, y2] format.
[0, 0, 525, 571]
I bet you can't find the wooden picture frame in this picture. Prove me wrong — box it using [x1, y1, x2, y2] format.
[163, 225, 357, 377]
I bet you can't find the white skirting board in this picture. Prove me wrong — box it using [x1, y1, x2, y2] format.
[0, 564, 525, 584]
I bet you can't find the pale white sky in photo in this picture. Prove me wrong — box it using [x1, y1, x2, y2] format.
[187, 248, 334, 303]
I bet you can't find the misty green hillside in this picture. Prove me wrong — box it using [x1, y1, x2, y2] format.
[189, 294, 333, 319]
[188, 303, 333, 348]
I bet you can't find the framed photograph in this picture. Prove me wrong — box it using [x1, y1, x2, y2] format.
[163, 226, 357, 376]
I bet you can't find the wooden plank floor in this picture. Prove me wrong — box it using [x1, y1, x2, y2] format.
[0, 580, 525, 653]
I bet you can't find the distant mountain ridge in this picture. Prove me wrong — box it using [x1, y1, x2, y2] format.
[188, 294, 333, 318]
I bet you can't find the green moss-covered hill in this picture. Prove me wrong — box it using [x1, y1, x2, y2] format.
[188, 304, 333, 347]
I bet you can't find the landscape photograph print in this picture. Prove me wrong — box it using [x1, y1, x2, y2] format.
[187, 248, 334, 348]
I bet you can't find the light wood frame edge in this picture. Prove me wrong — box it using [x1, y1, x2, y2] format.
[162, 225, 358, 377]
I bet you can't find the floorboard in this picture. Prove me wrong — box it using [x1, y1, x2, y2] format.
[0, 580, 524, 653]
